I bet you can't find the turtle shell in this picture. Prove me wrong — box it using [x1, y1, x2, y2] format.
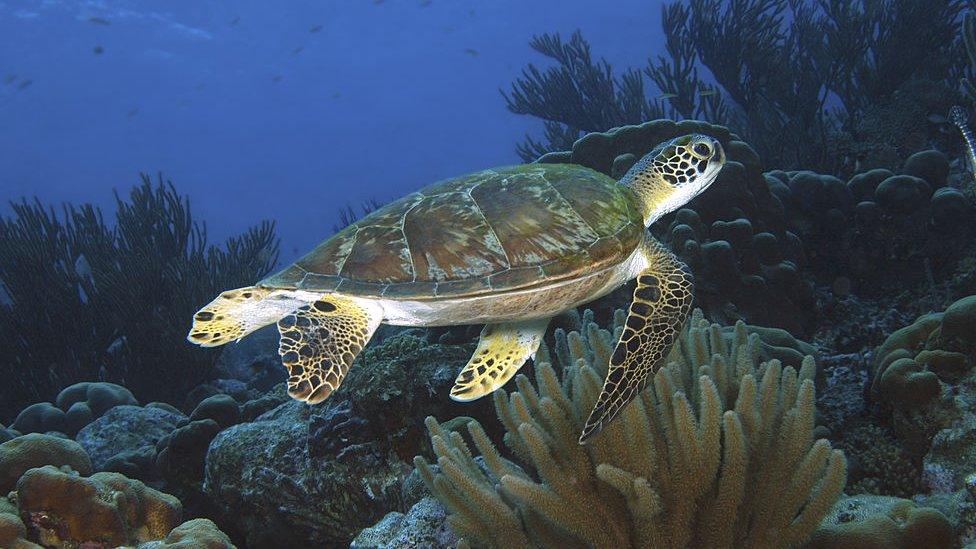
[261, 164, 644, 299]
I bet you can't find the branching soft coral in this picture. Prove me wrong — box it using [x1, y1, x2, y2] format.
[415, 310, 846, 548]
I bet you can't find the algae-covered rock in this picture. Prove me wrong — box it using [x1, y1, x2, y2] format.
[76, 405, 185, 471]
[0, 433, 92, 493]
[805, 494, 952, 548]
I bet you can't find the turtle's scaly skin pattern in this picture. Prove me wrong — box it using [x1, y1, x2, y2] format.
[261, 164, 644, 299]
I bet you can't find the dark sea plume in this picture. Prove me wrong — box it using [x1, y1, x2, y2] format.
[0, 175, 279, 422]
[505, 0, 967, 177]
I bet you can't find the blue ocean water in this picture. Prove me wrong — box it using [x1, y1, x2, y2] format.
[0, 0, 662, 260]
[3, 1, 976, 547]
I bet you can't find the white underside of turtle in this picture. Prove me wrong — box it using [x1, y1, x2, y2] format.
[187, 134, 726, 443]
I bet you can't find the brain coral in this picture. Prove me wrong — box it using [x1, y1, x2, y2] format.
[0, 433, 92, 493]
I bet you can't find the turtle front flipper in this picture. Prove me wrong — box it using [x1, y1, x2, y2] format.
[580, 241, 694, 444]
[277, 295, 383, 404]
[450, 318, 549, 402]
[188, 286, 312, 347]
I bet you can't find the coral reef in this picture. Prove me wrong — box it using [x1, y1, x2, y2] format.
[415, 309, 845, 547]
[0, 511, 40, 549]
[0, 176, 280, 421]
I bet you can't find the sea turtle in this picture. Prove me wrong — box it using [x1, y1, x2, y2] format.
[188, 134, 725, 442]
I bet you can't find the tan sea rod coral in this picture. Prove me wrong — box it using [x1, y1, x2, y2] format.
[415, 310, 847, 548]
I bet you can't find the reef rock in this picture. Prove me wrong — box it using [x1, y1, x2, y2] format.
[205, 399, 411, 547]
[76, 405, 185, 472]
[351, 497, 458, 549]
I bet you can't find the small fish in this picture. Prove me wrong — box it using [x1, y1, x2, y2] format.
[420, 0, 432, 6]
[926, 113, 947, 124]
[107, 336, 127, 355]
[331, 92, 341, 99]
[194, 82, 206, 91]
[3, 74, 16, 85]
[74, 254, 92, 278]
[657, 92, 678, 100]
[949, 105, 976, 189]
[88, 16, 111, 25]
[17, 79, 32, 90]
[291, 46, 304, 56]
[464, 48, 479, 56]
[126, 107, 139, 117]
[373, 0, 385, 4]
[93, 45, 104, 55]
[272, 74, 282, 83]
[229, 16, 241, 27]
[309, 24, 323, 33]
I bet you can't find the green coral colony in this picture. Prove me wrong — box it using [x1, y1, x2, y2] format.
[188, 134, 725, 442]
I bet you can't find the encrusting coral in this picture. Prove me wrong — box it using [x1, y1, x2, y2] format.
[415, 309, 846, 548]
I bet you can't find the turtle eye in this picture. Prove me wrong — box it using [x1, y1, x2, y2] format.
[693, 142, 712, 157]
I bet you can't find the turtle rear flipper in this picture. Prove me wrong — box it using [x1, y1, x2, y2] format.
[188, 286, 310, 347]
[449, 318, 549, 402]
[580, 241, 694, 444]
[277, 295, 383, 404]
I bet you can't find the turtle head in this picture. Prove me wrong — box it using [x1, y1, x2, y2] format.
[621, 134, 725, 226]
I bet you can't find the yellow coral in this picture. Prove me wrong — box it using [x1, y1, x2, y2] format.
[416, 309, 846, 548]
